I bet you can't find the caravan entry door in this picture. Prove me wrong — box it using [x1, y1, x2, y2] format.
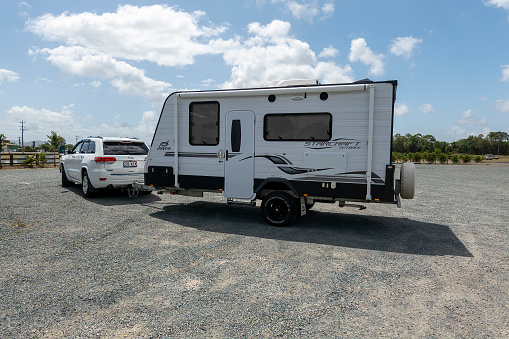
[224, 110, 255, 199]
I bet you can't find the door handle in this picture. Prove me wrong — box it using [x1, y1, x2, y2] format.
[217, 149, 225, 162]
[225, 150, 228, 161]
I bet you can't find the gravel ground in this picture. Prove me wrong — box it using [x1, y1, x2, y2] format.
[0, 164, 508, 338]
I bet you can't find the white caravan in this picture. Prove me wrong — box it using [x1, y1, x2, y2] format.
[143, 79, 415, 226]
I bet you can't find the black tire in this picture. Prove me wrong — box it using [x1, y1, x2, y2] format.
[82, 171, 95, 198]
[261, 191, 297, 227]
[61, 166, 72, 187]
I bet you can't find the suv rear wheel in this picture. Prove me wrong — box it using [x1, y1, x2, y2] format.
[82, 171, 95, 198]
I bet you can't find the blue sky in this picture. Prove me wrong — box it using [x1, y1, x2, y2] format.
[1, 0, 509, 145]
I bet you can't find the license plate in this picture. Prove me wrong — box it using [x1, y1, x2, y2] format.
[123, 161, 137, 167]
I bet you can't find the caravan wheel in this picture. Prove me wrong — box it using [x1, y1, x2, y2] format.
[261, 192, 297, 227]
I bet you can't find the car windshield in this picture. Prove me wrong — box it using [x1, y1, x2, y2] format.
[103, 142, 149, 155]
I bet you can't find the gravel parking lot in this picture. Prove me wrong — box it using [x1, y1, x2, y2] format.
[1, 164, 508, 338]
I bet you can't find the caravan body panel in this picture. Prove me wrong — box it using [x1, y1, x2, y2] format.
[145, 81, 397, 203]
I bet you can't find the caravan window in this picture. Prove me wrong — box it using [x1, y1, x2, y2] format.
[264, 113, 332, 141]
[189, 101, 220, 146]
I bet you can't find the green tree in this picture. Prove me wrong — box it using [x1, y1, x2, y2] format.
[41, 143, 50, 152]
[47, 131, 66, 152]
[0, 133, 5, 150]
[461, 154, 472, 164]
[412, 152, 422, 163]
[403, 133, 419, 153]
[487, 131, 509, 155]
[438, 153, 448, 164]
[37, 153, 47, 167]
[451, 154, 460, 164]
[393, 134, 406, 153]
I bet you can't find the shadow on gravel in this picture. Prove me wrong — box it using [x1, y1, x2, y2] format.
[61, 186, 162, 205]
[150, 201, 473, 257]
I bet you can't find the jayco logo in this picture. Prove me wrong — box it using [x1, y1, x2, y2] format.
[157, 140, 172, 151]
[304, 138, 363, 150]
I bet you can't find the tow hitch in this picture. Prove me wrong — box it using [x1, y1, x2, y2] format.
[127, 187, 139, 197]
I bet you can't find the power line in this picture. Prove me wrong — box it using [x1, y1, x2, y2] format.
[20, 120, 27, 154]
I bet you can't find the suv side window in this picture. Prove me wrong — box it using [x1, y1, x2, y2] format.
[71, 141, 83, 154]
[79, 141, 90, 153]
[85, 141, 96, 154]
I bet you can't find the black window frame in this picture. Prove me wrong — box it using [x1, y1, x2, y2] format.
[71, 141, 83, 154]
[263, 112, 332, 141]
[189, 101, 220, 146]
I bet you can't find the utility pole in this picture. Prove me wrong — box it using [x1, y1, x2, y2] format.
[75, 135, 79, 143]
[20, 120, 27, 154]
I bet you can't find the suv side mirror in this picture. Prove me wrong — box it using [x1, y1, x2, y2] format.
[58, 145, 66, 154]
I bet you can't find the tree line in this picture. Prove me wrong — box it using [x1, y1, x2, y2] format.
[393, 132, 509, 156]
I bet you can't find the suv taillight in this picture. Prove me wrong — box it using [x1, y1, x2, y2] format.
[94, 157, 116, 163]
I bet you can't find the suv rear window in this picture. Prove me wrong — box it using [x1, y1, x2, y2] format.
[103, 142, 149, 155]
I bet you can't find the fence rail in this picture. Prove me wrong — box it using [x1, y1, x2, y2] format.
[0, 152, 60, 167]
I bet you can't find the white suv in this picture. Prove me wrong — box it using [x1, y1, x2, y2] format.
[60, 136, 150, 197]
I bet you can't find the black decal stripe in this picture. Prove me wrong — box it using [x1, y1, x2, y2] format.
[255, 155, 292, 165]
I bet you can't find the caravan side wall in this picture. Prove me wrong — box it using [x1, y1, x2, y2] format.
[145, 81, 396, 203]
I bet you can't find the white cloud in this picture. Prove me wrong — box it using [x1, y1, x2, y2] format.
[286, 1, 320, 22]
[5, 104, 157, 143]
[318, 45, 339, 58]
[26, 5, 228, 67]
[5, 104, 79, 142]
[0, 69, 20, 84]
[494, 99, 509, 111]
[253, 1, 335, 22]
[322, 3, 335, 16]
[18, 1, 31, 17]
[30, 45, 172, 105]
[447, 126, 491, 140]
[221, 20, 353, 88]
[456, 109, 487, 125]
[26, 5, 350, 99]
[484, 0, 509, 10]
[447, 126, 468, 140]
[26, 4, 233, 105]
[501, 65, 509, 81]
[86, 110, 158, 142]
[349, 38, 385, 76]
[89, 80, 101, 88]
[395, 103, 409, 117]
[389, 36, 423, 59]
[419, 103, 435, 113]
[285, 1, 335, 22]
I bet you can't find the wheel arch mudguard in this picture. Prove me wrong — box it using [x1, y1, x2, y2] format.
[81, 166, 100, 192]
[254, 178, 299, 197]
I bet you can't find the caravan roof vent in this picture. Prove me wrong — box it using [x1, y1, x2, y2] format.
[270, 79, 321, 87]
